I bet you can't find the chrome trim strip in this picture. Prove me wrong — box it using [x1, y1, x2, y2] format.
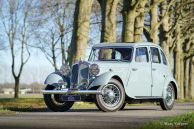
[135, 96, 163, 99]
[42, 89, 102, 94]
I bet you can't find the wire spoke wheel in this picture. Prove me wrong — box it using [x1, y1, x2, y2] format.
[100, 84, 121, 107]
[96, 79, 125, 112]
[165, 86, 174, 107]
[160, 83, 175, 110]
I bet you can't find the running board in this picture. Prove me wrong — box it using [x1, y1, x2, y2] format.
[42, 89, 102, 95]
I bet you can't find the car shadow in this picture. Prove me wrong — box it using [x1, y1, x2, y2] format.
[122, 108, 158, 111]
[6, 107, 161, 112]
[5, 107, 50, 112]
[6, 107, 101, 112]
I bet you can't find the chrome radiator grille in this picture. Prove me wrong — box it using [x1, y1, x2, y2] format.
[70, 61, 89, 89]
[71, 63, 79, 88]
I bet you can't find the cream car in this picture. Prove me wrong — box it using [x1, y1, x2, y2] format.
[42, 42, 178, 112]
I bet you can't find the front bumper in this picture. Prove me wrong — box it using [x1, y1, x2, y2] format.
[42, 89, 102, 95]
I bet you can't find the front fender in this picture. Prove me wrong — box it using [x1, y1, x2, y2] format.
[44, 72, 70, 87]
[88, 71, 115, 89]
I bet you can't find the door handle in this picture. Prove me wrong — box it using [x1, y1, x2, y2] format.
[152, 68, 156, 71]
[132, 68, 138, 71]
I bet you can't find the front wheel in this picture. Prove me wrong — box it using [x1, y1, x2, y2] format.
[44, 85, 74, 112]
[160, 83, 175, 110]
[96, 79, 125, 112]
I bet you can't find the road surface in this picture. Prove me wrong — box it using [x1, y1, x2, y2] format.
[0, 102, 194, 129]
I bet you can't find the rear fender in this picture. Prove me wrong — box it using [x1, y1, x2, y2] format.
[162, 77, 178, 99]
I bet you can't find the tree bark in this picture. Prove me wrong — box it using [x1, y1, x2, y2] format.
[184, 58, 190, 99]
[98, 0, 119, 42]
[69, 0, 93, 65]
[150, 0, 159, 44]
[174, 24, 184, 99]
[189, 57, 194, 99]
[14, 77, 20, 98]
[160, 0, 170, 62]
[122, 0, 140, 42]
[60, 28, 66, 64]
[134, 0, 147, 42]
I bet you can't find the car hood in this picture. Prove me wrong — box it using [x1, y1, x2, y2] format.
[89, 61, 130, 75]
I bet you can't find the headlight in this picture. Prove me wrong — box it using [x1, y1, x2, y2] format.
[60, 64, 71, 76]
[89, 64, 100, 76]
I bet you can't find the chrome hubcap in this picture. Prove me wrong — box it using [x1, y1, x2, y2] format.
[100, 84, 121, 107]
[166, 86, 174, 106]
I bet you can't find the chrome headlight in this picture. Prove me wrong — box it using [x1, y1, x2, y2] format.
[89, 64, 100, 76]
[60, 64, 71, 76]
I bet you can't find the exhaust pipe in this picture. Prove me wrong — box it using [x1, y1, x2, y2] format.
[42, 89, 102, 95]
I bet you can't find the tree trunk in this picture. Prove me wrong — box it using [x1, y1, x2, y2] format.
[69, 0, 93, 65]
[184, 58, 190, 99]
[51, 32, 58, 71]
[14, 77, 20, 98]
[160, 0, 170, 62]
[98, 0, 119, 42]
[174, 24, 184, 99]
[61, 35, 66, 64]
[189, 57, 194, 99]
[150, 0, 159, 44]
[134, 0, 146, 42]
[122, 0, 140, 42]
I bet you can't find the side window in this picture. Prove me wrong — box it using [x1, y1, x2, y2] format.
[160, 50, 167, 65]
[150, 47, 161, 63]
[135, 47, 149, 62]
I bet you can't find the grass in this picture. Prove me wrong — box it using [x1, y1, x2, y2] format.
[138, 112, 194, 129]
[0, 98, 46, 112]
[0, 97, 96, 112]
[0, 94, 193, 113]
[0, 93, 43, 99]
[176, 99, 194, 103]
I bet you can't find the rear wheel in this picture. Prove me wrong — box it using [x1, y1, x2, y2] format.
[44, 85, 74, 112]
[160, 83, 175, 110]
[96, 79, 125, 112]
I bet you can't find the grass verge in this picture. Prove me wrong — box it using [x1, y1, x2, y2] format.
[138, 112, 194, 129]
[0, 98, 96, 112]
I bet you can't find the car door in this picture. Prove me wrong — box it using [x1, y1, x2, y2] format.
[127, 47, 152, 97]
[150, 47, 166, 96]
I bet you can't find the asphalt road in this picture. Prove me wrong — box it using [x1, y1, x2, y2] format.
[0, 102, 194, 129]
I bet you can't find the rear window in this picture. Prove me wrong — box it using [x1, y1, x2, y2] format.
[150, 47, 161, 63]
[160, 50, 167, 65]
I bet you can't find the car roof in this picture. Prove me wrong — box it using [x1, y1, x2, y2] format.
[92, 42, 160, 48]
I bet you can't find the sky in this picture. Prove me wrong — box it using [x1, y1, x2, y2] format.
[0, 0, 147, 85]
[0, 45, 93, 84]
[0, 0, 94, 84]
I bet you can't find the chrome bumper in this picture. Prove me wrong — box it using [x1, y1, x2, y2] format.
[42, 89, 102, 95]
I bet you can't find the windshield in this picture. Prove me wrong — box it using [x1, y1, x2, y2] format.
[89, 47, 133, 62]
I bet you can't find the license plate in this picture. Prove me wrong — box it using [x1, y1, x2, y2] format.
[61, 95, 81, 101]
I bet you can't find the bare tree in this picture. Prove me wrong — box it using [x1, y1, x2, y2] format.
[37, 28, 60, 71]
[0, 0, 33, 98]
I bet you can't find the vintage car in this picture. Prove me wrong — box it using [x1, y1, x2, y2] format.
[42, 42, 178, 112]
